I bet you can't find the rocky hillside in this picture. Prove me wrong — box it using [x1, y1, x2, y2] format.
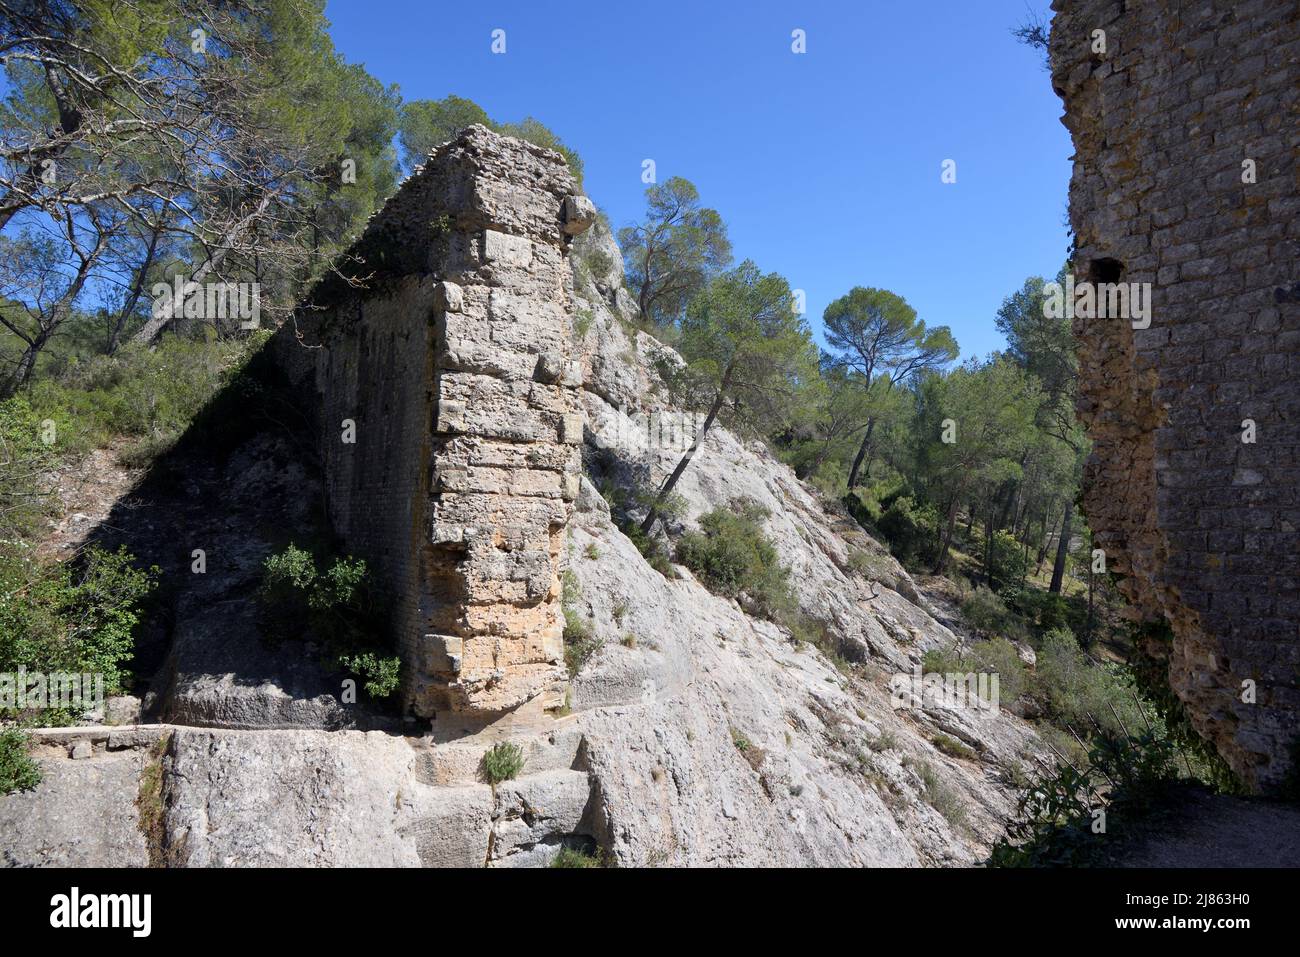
[0, 136, 1050, 868]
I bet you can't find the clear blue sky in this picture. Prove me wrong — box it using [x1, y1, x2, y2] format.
[324, 0, 1070, 361]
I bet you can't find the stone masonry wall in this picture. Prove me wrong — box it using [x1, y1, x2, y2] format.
[1051, 1, 1299, 791]
[276, 126, 596, 717]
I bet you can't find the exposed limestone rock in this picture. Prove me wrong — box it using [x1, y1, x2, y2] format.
[1052, 0, 1300, 791]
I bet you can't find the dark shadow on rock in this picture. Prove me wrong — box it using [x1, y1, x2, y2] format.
[85, 337, 404, 733]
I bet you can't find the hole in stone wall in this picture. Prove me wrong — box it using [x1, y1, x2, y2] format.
[1090, 257, 1125, 283]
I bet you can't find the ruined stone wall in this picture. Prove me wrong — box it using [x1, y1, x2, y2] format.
[1051, 1, 1299, 791]
[276, 126, 596, 717]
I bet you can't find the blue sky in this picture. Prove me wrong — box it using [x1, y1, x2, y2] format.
[324, 0, 1069, 360]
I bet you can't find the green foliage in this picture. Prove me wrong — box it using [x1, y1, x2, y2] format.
[24, 335, 266, 469]
[398, 95, 491, 165]
[0, 727, 41, 794]
[600, 479, 680, 577]
[876, 495, 941, 569]
[0, 395, 64, 539]
[846, 548, 894, 581]
[398, 96, 584, 184]
[1003, 586, 1071, 634]
[985, 530, 1028, 592]
[0, 543, 156, 702]
[677, 499, 794, 621]
[676, 261, 820, 440]
[988, 730, 1181, 867]
[619, 177, 732, 327]
[561, 569, 600, 675]
[481, 742, 525, 785]
[258, 544, 397, 700]
[551, 846, 602, 868]
[916, 761, 967, 829]
[1127, 620, 1245, 794]
[931, 733, 978, 761]
[924, 636, 1028, 705]
[1035, 628, 1146, 739]
[573, 307, 594, 340]
[959, 584, 1032, 643]
[335, 651, 400, 699]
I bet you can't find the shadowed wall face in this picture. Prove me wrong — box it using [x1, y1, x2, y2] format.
[278, 126, 595, 717]
[1052, 1, 1299, 791]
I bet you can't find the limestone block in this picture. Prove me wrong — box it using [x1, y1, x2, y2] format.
[560, 413, 584, 445]
[434, 281, 463, 313]
[482, 229, 533, 266]
[562, 194, 598, 236]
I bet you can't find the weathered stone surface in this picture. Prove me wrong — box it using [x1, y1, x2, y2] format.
[1052, 0, 1300, 791]
[276, 126, 586, 716]
[0, 740, 149, 867]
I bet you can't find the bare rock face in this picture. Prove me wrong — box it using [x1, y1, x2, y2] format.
[1051, 1, 1300, 791]
[276, 126, 592, 717]
[564, 233, 1050, 866]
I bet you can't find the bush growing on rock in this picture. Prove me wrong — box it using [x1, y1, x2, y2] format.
[923, 636, 1028, 706]
[0, 728, 41, 795]
[258, 544, 399, 700]
[677, 498, 795, 621]
[481, 742, 525, 785]
[560, 569, 600, 675]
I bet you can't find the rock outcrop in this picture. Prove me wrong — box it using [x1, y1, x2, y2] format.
[1051, 0, 1299, 791]
[2, 128, 1052, 867]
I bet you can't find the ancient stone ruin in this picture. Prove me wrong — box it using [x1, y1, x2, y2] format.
[276, 126, 596, 718]
[1052, 1, 1299, 791]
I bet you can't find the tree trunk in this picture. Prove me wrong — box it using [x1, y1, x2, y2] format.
[640, 381, 727, 534]
[1036, 500, 1056, 570]
[983, 501, 996, 586]
[131, 190, 277, 344]
[108, 226, 162, 354]
[931, 488, 963, 575]
[1086, 534, 1095, 639]
[1, 332, 48, 398]
[846, 416, 876, 489]
[1049, 499, 1072, 594]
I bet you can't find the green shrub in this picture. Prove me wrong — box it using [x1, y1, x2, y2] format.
[335, 651, 401, 699]
[600, 479, 681, 577]
[924, 636, 1028, 706]
[1004, 586, 1070, 633]
[0, 727, 41, 794]
[847, 548, 894, 580]
[985, 530, 1029, 592]
[0, 542, 156, 706]
[989, 730, 1181, 867]
[573, 307, 594, 340]
[1034, 628, 1146, 738]
[931, 732, 978, 761]
[258, 544, 397, 700]
[917, 761, 967, 829]
[876, 495, 941, 569]
[0, 396, 67, 538]
[561, 569, 601, 675]
[482, 742, 525, 784]
[552, 846, 602, 868]
[677, 498, 794, 621]
[959, 585, 1030, 643]
[26, 336, 261, 468]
